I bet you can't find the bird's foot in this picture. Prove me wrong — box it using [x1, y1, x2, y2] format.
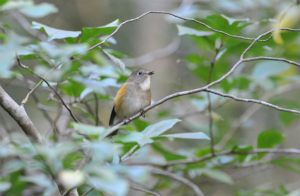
[124, 118, 130, 125]
[139, 109, 145, 118]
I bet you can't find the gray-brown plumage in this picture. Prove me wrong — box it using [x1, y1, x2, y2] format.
[109, 68, 154, 136]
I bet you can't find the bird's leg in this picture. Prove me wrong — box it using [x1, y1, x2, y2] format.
[139, 109, 145, 118]
[124, 117, 130, 125]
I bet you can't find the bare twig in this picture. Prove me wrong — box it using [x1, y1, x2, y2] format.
[93, 93, 99, 126]
[21, 62, 62, 105]
[206, 45, 221, 156]
[126, 148, 300, 167]
[88, 11, 274, 51]
[130, 184, 162, 196]
[16, 57, 79, 123]
[216, 82, 300, 150]
[149, 167, 205, 196]
[20, 69, 59, 138]
[81, 187, 94, 196]
[204, 88, 300, 115]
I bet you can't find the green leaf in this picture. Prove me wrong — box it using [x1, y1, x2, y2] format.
[0, 181, 11, 191]
[113, 132, 144, 143]
[137, 119, 181, 146]
[198, 169, 234, 185]
[161, 132, 210, 140]
[177, 25, 215, 36]
[152, 143, 186, 161]
[80, 19, 120, 42]
[87, 171, 129, 196]
[0, 0, 9, 7]
[60, 79, 85, 97]
[103, 49, 125, 72]
[220, 14, 250, 25]
[21, 174, 51, 187]
[32, 21, 81, 41]
[280, 112, 299, 126]
[252, 61, 290, 79]
[272, 158, 300, 173]
[133, 119, 149, 132]
[142, 119, 181, 138]
[19, 2, 57, 18]
[73, 76, 120, 95]
[1, 1, 57, 18]
[72, 123, 107, 137]
[183, 54, 209, 64]
[257, 130, 286, 159]
[234, 145, 254, 162]
[0, 33, 32, 78]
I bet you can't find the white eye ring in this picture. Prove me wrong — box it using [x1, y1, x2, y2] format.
[138, 71, 143, 76]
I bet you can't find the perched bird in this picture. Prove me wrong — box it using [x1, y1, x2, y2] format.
[109, 68, 154, 136]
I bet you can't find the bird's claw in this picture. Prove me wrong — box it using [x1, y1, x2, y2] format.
[140, 109, 145, 118]
[124, 118, 130, 125]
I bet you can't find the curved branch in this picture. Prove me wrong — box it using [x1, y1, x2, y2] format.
[205, 88, 300, 115]
[149, 167, 205, 196]
[88, 11, 275, 51]
[126, 148, 300, 167]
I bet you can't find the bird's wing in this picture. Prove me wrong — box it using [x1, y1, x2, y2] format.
[109, 106, 116, 126]
[109, 83, 128, 126]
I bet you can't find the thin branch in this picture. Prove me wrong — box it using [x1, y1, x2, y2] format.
[20, 69, 59, 138]
[206, 45, 221, 156]
[216, 82, 300, 150]
[149, 167, 205, 196]
[93, 93, 99, 126]
[130, 185, 162, 196]
[21, 62, 62, 105]
[16, 57, 79, 123]
[88, 11, 274, 51]
[244, 56, 300, 67]
[126, 148, 300, 167]
[204, 88, 300, 115]
[81, 187, 94, 196]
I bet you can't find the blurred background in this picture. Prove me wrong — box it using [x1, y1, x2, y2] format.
[1, 0, 300, 195]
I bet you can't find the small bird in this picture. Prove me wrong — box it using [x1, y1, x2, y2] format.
[109, 68, 154, 136]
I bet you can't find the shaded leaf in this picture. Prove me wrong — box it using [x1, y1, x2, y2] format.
[81, 19, 120, 42]
[257, 130, 286, 159]
[152, 143, 186, 161]
[272, 158, 300, 173]
[183, 54, 209, 64]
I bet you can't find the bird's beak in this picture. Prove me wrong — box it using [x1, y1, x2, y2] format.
[148, 71, 154, 75]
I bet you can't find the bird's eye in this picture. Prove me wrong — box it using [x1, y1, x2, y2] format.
[138, 71, 143, 76]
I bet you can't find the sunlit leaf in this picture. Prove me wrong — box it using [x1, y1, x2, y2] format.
[197, 169, 234, 185]
[252, 61, 290, 79]
[0, 181, 11, 191]
[103, 49, 125, 72]
[177, 25, 215, 36]
[59, 170, 85, 189]
[32, 21, 81, 41]
[161, 132, 210, 140]
[72, 123, 107, 137]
